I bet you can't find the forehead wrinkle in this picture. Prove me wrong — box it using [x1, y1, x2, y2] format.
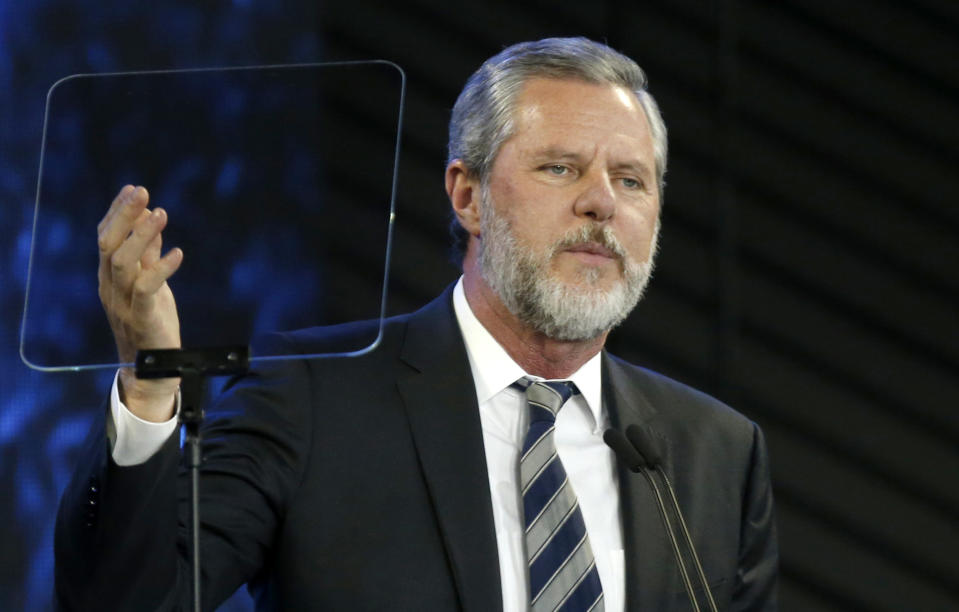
[501, 79, 656, 175]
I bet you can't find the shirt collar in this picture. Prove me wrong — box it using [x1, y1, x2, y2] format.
[452, 278, 605, 429]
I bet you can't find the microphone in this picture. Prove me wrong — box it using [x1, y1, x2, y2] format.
[624, 424, 718, 612]
[604, 427, 700, 611]
[602, 428, 644, 472]
[624, 424, 662, 466]
[605, 425, 719, 612]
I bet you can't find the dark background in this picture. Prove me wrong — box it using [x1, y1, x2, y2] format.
[1, 1, 956, 610]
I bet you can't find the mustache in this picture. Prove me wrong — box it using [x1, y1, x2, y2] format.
[550, 224, 628, 261]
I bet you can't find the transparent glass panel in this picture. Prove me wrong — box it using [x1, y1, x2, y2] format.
[21, 61, 403, 371]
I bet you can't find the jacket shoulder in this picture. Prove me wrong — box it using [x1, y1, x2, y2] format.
[252, 287, 455, 359]
[604, 353, 759, 445]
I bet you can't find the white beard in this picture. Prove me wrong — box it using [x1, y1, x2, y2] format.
[478, 190, 659, 342]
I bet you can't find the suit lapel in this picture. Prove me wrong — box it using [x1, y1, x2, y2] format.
[603, 354, 679, 610]
[396, 288, 503, 612]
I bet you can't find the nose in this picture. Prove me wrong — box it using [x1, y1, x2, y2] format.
[573, 170, 616, 222]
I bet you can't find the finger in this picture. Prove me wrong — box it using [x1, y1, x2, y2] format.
[141, 227, 163, 268]
[97, 184, 137, 235]
[98, 187, 142, 291]
[98, 208, 150, 290]
[110, 207, 167, 289]
[130, 248, 184, 315]
[98, 186, 150, 258]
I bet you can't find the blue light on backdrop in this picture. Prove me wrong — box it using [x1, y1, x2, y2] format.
[0, 3, 331, 609]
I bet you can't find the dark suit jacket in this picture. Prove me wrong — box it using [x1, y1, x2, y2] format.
[55, 286, 777, 611]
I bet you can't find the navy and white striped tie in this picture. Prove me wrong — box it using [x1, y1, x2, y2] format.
[519, 379, 604, 612]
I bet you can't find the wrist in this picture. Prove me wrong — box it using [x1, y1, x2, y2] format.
[118, 367, 180, 422]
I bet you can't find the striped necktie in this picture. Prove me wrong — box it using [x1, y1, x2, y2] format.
[519, 379, 605, 612]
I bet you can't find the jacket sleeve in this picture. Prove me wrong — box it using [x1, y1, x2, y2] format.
[54, 355, 313, 611]
[54, 401, 183, 610]
[731, 423, 779, 611]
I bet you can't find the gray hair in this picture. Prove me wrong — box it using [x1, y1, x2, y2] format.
[448, 37, 668, 263]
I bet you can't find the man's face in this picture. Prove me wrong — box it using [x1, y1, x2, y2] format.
[478, 77, 661, 341]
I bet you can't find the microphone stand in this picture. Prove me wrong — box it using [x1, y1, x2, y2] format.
[637, 462, 700, 611]
[654, 466, 719, 612]
[604, 427, 718, 612]
[135, 346, 250, 612]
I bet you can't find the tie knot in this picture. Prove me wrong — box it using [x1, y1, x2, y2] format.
[519, 379, 577, 420]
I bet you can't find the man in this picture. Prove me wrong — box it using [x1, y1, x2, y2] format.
[56, 38, 777, 610]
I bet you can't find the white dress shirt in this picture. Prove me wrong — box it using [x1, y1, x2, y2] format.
[110, 370, 180, 466]
[111, 278, 625, 610]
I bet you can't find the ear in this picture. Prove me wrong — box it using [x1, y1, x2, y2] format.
[445, 159, 482, 236]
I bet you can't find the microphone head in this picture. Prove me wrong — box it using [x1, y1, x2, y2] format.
[603, 429, 646, 472]
[625, 424, 663, 467]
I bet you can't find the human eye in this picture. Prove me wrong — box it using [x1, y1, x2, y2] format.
[544, 164, 569, 176]
[620, 176, 643, 190]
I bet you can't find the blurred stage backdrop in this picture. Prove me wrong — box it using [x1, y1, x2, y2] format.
[1, 1, 956, 610]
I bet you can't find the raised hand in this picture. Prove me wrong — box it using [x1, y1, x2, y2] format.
[97, 185, 183, 421]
